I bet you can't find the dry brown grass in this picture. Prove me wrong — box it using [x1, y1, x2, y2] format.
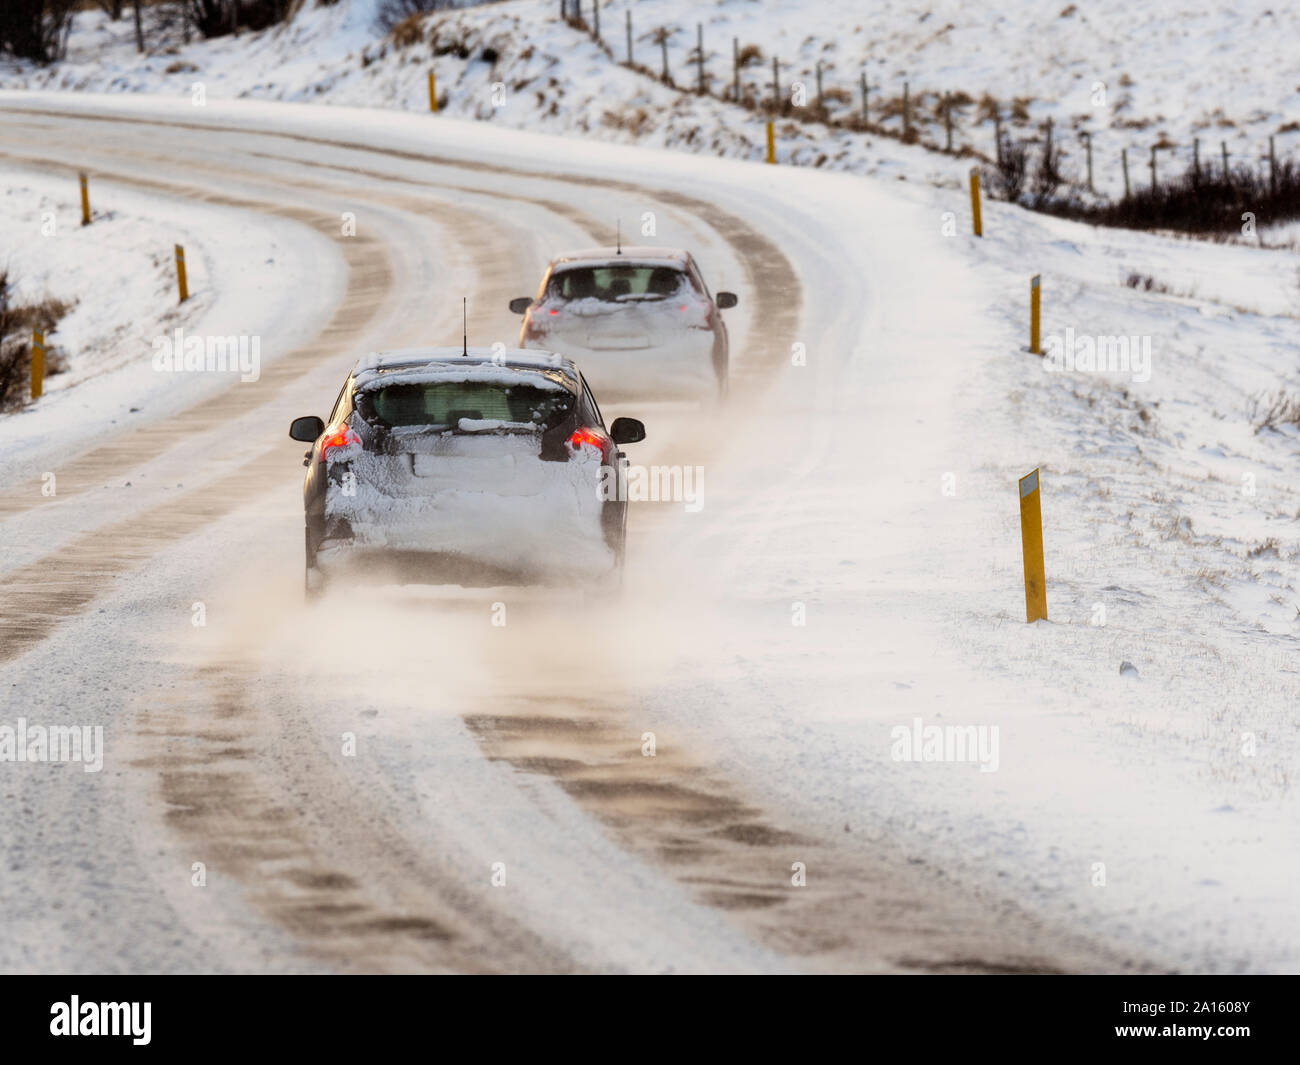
[0, 276, 73, 411]
[390, 14, 426, 49]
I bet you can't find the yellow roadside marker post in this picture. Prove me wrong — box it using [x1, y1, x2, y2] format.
[428, 71, 438, 113]
[30, 330, 45, 400]
[1019, 468, 1047, 622]
[969, 168, 983, 237]
[79, 172, 90, 226]
[174, 244, 189, 303]
[1030, 273, 1041, 355]
[765, 120, 775, 164]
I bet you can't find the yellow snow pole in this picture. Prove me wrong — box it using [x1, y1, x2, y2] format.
[175, 244, 189, 303]
[766, 120, 775, 164]
[1030, 273, 1041, 354]
[1019, 468, 1047, 622]
[969, 168, 983, 237]
[79, 172, 90, 226]
[30, 330, 45, 400]
[428, 71, 438, 113]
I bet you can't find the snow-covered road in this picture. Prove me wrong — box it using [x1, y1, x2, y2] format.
[0, 92, 1296, 974]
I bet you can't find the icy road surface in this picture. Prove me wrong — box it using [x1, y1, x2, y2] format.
[0, 93, 1296, 973]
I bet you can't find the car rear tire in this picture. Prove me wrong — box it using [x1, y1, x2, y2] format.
[305, 526, 326, 602]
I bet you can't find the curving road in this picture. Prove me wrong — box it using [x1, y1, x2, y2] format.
[0, 96, 1154, 973]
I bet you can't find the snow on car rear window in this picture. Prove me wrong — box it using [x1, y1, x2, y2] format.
[364, 382, 572, 430]
[548, 264, 688, 302]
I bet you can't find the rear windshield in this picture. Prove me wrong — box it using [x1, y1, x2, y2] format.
[361, 382, 572, 430]
[547, 264, 688, 303]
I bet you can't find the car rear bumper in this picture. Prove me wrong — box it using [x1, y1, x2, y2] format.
[315, 545, 599, 587]
[317, 497, 617, 583]
[524, 331, 719, 400]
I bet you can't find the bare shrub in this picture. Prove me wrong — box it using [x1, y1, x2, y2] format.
[1033, 120, 1063, 205]
[375, 0, 471, 34]
[389, 13, 425, 48]
[0, 0, 77, 63]
[1124, 272, 1172, 294]
[991, 138, 1030, 202]
[0, 272, 72, 411]
[1249, 391, 1300, 434]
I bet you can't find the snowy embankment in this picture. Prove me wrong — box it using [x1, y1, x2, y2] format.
[0, 167, 342, 484]
[645, 172, 1300, 972]
[3, 0, 1299, 202]
[1, 172, 211, 403]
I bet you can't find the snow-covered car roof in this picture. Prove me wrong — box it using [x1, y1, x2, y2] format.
[351, 348, 579, 392]
[550, 246, 691, 269]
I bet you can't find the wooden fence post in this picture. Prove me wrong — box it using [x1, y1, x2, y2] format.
[696, 23, 704, 94]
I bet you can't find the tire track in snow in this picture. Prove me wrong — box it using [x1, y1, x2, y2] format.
[0, 103, 802, 395]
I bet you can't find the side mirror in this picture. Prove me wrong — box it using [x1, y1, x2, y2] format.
[609, 417, 645, 445]
[508, 297, 532, 314]
[715, 291, 738, 310]
[289, 415, 324, 442]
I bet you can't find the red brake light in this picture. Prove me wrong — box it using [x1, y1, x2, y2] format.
[319, 426, 359, 461]
[548, 308, 558, 315]
[567, 427, 613, 461]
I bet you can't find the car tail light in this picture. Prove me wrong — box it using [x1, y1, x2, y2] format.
[319, 425, 360, 462]
[567, 427, 613, 463]
[523, 312, 549, 343]
[682, 300, 713, 331]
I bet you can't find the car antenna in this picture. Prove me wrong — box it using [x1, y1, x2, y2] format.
[462, 296, 468, 356]
[616, 219, 621, 255]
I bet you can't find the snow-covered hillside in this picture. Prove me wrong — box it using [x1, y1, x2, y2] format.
[5, 1, 1297, 201]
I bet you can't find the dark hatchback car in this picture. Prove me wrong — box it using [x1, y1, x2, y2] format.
[288, 348, 645, 596]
